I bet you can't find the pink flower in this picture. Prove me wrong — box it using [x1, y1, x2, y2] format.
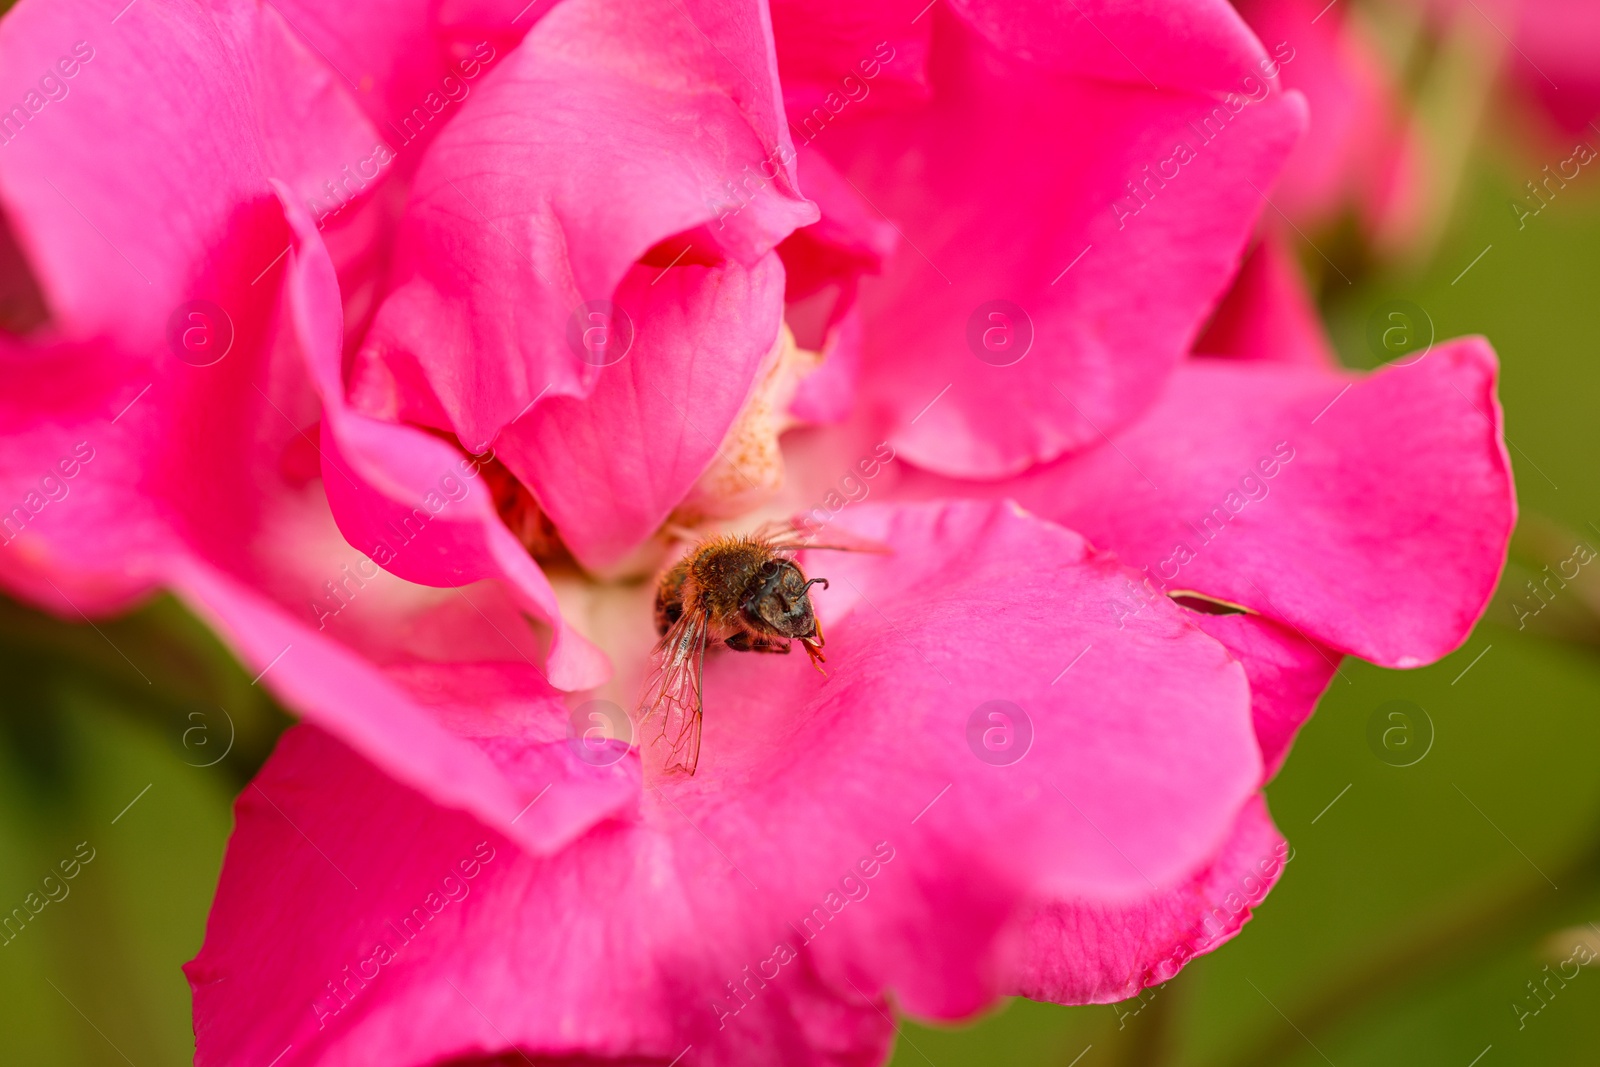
[0, 0, 1514, 1064]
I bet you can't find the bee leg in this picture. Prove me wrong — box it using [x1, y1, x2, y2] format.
[800, 638, 828, 674]
[800, 615, 827, 674]
[726, 631, 792, 654]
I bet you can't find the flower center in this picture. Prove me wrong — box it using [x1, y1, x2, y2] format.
[496, 326, 830, 743]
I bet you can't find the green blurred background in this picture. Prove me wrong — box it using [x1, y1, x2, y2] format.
[3, 5, 1600, 1066]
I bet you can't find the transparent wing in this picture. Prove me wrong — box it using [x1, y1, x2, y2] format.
[750, 516, 893, 556]
[639, 607, 709, 775]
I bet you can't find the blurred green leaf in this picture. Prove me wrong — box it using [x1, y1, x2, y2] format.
[0, 593, 290, 1063]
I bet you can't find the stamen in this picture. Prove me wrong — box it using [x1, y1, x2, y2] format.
[480, 456, 568, 561]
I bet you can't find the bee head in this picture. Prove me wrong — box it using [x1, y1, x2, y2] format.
[742, 559, 827, 639]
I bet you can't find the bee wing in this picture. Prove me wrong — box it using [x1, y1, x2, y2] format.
[640, 607, 709, 775]
[753, 516, 894, 556]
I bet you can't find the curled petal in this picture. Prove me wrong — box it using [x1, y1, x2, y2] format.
[275, 179, 606, 687]
[0, 190, 619, 862]
[353, 0, 818, 450]
[1003, 341, 1516, 667]
[493, 254, 787, 571]
[0, 0, 376, 348]
[948, 0, 1273, 93]
[1010, 795, 1286, 1004]
[1194, 232, 1339, 368]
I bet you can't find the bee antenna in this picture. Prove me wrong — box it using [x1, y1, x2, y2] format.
[803, 577, 829, 593]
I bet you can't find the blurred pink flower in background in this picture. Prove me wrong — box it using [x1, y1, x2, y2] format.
[1414, 0, 1600, 135]
[1234, 0, 1423, 238]
[1507, 0, 1600, 133]
[0, 0, 1514, 1064]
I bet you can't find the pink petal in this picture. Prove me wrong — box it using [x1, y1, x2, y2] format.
[948, 0, 1274, 94]
[169, 557, 637, 856]
[0, 337, 166, 612]
[1, 186, 617, 857]
[437, 0, 555, 47]
[192, 500, 1262, 1065]
[712, 502, 1264, 1000]
[779, 152, 898, 427]
[265, 0, 518, 147]
[274, 179, 605, 687]
[1002, 341, 1516, 667]
[788, 303, 865, 425]
[352, 0, 819, 452]
[0, 0, 375, 348]
[1194, 232, 1340, 368]
[770, 0, 933, 116]
[191, 725, 895, 1067]
[1192, 614, 1341, 780]
[779, 149, 898, 309]
[830, 13, 1307, 477]
[492, 254, 786, 571]
[1010, 795, 1287, 1004]
[0, 358, 627, 866]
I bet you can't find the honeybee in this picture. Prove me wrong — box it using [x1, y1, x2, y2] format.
[641, 521, 881, 775]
